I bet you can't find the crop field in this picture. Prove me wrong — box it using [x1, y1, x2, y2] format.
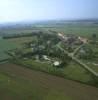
[1, 23, 98, 38]
[39, 24, 98, 38]
[0, 63, 98, 100]
[0, 28, 33, 35]
[0, 36, 36, 61]
[6, 36, 35, 47]
[0, 38, 16, 61]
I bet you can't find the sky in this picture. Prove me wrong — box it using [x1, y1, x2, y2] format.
[0, 0, 98, 23]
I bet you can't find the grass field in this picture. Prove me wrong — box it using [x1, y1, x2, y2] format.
[1, 24, 98, 38]
[40, 24, 98, 38]
[0, 63, 98, 100]
[0, 38, 17, 61]
[0, 28, 33, 35]
[7, 36, 35, 48]
[0, 36, 35, 61]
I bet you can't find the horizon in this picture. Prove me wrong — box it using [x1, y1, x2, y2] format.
[0, 18, 98, 25]
[0, 0, 98, 23]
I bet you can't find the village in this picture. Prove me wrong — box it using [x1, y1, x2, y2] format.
[9, 31, 98, 78]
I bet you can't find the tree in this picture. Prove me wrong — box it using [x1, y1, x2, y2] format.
[92, 33, 97, 44]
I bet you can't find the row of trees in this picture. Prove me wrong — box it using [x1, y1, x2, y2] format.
[2, 31, 42, 39]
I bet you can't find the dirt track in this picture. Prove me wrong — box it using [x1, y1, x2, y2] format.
[0, 63, 98, 100]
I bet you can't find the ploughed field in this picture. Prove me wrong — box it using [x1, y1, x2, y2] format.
[0, 63, 98, 100]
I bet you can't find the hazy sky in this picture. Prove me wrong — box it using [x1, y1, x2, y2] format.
[0, 0, 98, 23]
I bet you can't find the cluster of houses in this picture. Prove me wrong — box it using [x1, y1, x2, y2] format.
[35, 54, 61, 67]
[37, 32, 89, 67]
[27, 32, 90, 67]
[58, 32, 88, 45]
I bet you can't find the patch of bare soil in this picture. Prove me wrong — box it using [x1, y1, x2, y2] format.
[0, 63, 98, 100]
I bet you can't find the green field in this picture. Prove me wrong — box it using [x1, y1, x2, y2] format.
[7, 36, 35, 47]
[0, 38, 17, 61]
[1, 23, 98, 38]
[39, 24, 98, 38]
[0, 36, 35, 61]
[0, 63, 98, 100]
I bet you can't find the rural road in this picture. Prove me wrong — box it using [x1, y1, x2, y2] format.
[72, 44, 85, 56]
[57, 44, 98, 77]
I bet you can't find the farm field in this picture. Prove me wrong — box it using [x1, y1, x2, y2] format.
[0, 36, 36, 61]
[6, 36, 35, 47]
[0, 28, 33, 35]
[15, 59, 94, 84]
[38, 24, 98, 38]
[1, 23, 98, 38]
[0, 63, 98, 100]
[0, 38, 16, 61]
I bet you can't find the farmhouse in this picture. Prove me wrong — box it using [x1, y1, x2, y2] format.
[53, 61, 60, 66]
[58, 33, 68, 41]
[43, 55, 50, 61]
[78, 36, 88, 43]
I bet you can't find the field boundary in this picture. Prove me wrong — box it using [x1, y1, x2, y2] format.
[10, 60, 98, 88]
